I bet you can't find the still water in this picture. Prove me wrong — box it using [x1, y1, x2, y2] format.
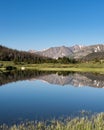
[0, 71, 104, 125]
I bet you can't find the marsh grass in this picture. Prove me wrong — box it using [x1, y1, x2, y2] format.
[1, 113, 104, 130]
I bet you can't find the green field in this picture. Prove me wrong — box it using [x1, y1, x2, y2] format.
[0, 61, 104, 74]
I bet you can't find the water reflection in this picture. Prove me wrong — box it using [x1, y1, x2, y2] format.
[0, 70, 104, 125]
[0, 70, 104, 88]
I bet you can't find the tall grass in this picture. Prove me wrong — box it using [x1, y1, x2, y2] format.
[1, 113, 104, 130]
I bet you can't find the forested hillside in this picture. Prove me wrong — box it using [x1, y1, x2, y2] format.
[0, 45, 51, 63]
[82, 52, 104, 62]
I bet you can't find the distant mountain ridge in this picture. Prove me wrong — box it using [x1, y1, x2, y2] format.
[30, 44, 104, 59]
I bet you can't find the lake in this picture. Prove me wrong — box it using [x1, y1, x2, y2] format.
[0, 70, 104, 125]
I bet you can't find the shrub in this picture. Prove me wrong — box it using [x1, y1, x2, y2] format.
[6, 66, 17, 70]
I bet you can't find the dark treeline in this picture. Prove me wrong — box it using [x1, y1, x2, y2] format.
[57, 57, 78, 64]
[0, 45, 53, 63]
[0, 45, 78, 64]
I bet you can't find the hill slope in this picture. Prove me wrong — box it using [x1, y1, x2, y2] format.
[0, 45, 49, 63]
[36, 46, 74, 59]
[82, 52, 104, 61]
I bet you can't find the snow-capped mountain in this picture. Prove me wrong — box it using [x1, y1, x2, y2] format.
[29, 44, 104, 59]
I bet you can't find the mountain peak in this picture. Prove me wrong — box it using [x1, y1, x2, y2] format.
[28, 50, 37, 53]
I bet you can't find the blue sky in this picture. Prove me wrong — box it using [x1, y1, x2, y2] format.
[0, 0, 104, 50]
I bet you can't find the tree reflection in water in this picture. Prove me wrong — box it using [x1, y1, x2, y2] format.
[0, 70, 104, 88]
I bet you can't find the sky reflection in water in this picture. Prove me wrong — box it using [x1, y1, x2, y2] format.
[0, 72, 104, 125]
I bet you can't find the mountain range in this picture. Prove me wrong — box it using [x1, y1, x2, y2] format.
[29, 44, 104, 59]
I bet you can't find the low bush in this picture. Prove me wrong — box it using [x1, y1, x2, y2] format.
[6, 66, 17, 71]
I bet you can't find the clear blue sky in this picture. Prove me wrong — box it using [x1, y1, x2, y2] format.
[0, 0, 104, 50]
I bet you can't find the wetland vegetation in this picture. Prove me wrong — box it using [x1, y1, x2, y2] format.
[1, 113, 104, 130]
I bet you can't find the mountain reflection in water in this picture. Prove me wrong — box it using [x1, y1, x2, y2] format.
[0, 70, 104, 88]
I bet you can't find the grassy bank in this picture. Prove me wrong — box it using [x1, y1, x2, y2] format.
[1, 113, 104, 130]
[0, 61, 104, 74]
[23, 62, 104, 74]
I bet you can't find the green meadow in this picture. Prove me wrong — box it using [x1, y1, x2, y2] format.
[0, 61, 104, 74]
